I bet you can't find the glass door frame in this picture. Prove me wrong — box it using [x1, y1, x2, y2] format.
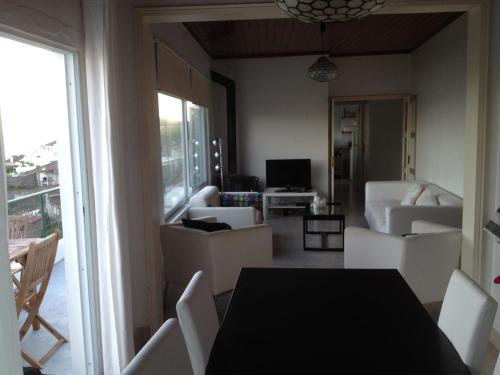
[0, 30, 100, 375]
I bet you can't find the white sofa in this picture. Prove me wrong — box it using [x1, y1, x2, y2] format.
[345, 220, 462, 304]
[160, 217, 272, 295]
[188, 186, 257, 229]
[365, 181, 463, 235]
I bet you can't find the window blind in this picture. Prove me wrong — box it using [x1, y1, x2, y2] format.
[190, 68, 210, 108]
[155, 41, 210, 108]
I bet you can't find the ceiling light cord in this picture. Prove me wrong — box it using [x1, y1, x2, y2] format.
[320, 22, 326, 55]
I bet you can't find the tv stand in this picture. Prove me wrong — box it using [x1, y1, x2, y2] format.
[263, 188, 317, 222]
[275, 187, 305, 193]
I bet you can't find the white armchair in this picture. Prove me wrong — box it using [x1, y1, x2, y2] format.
[188, 186, 259, 228]
[345, 220, 461, 304]
[160, 218, 273, 295]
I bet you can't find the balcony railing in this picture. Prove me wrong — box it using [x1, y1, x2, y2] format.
[8, 187, 62, 238]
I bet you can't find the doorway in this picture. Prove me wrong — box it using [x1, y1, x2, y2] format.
[330, 95, 413, 206]
[0, 35, 96, 374]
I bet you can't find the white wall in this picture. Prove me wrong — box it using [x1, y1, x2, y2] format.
[364, 100, 403, 182]
[214, 56, 329, 196]
[412, 15, 467, 196]
[330, 54, 412, 97]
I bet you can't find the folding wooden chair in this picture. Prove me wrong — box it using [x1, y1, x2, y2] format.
[15, 232, 67, 368]
[8, 214, 30, 239]
[9, 214, 30, 286]
[11, 261, 23, 290]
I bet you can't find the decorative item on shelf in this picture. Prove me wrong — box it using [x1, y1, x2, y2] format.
[308, 23, 337, 83]
[275, 0, 390, 23]
[212, 138, 224, 192]
[311, 196, 327, 214]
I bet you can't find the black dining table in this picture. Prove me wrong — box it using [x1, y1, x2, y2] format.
[205, 268, 470, 375]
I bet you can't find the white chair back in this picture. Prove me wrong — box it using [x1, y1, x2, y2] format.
[122, 318, 193, 375]
[438, 270, 498, 375]
[176, 271, 219, 375]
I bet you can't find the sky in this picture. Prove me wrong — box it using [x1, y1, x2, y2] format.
[0, 37, 67, 158]
[158, 92, 183, 123]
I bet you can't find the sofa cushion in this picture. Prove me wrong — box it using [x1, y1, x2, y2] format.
[365, 199, 400, 232]
[400, 183, 423, 206]
[182, 218, 232, 232]
[415, 189, 438, 206]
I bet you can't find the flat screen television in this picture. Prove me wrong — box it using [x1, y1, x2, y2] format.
[266, 159, 311, 191]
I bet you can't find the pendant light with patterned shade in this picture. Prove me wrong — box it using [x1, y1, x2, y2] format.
[275, 0, 390, 23]
[308, 23, 337, 82]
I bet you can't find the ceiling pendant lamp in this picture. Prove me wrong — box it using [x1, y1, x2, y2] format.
[275, 0, 390, 23]
[308, 23, 337, 82]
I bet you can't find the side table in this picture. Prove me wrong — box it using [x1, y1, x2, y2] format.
[303, 205, 345, 251]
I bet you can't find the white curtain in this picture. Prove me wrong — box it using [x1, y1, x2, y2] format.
[0, 114, 23, 374]
[83, 0, 134, 373]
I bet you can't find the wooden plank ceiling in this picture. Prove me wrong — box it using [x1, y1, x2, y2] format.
[184, 12, 463, 59]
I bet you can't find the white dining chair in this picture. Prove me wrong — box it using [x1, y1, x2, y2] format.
[176, 271, 219, 375]
[122, 318, 193, 375]
[438, 270, 498, 375]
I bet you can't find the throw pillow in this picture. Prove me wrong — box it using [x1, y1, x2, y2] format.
[220, 192, 263, 210]
[415, 189, 438, 206]
[182, 218, 232, 232]
[400, 184, 423, 206]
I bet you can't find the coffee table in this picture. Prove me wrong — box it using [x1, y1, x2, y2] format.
[303, 204, 345, 251]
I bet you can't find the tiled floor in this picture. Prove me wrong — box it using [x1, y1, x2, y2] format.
[20, 261, 72, 374]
